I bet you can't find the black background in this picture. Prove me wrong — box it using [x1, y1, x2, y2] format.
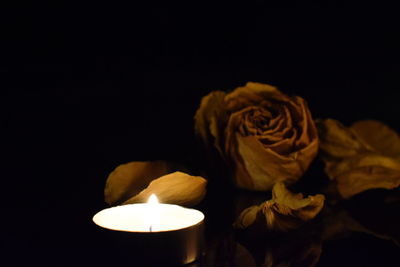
[2, 3, 400, 266]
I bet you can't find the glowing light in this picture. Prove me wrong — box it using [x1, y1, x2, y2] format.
[148, 194, 159, 205]
[147, 194, 160, 232]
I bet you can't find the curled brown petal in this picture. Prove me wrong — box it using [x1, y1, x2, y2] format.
[317, 118, 366, 158]
[104, 161, 171, 205]
[234, 205, 262, 229]
[225, 82, 281, 112]
[194, 90, 228, 155]
[234, 182, 325, 232]
[335, 165, 400, 199]
[123, 171, 207, 207]
[318, 118, 400, 198]
[351, 120, 400, 158]
[325, 153, 400, 180]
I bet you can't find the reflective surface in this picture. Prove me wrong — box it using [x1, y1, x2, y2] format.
[3, 6, 400, 266]
[199, 186, 400, 267]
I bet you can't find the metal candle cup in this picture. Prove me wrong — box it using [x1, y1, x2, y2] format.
[92, 195, 205, 266]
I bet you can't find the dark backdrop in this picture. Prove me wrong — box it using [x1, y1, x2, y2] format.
[2, 3, 400, 266]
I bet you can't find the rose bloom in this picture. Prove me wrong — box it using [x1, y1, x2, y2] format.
[195, 82, 318, 191]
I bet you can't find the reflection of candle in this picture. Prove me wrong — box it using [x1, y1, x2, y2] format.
[92, 194, 205, 265]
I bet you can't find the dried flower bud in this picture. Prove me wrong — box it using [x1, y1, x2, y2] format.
[235, 182, 325, 232]
[124, 171, 207, 207]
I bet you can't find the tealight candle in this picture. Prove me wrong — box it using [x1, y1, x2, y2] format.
[93, 194, 205, 266]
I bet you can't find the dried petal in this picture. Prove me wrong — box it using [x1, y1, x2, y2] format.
[234, 205, 261, 229]
[336, 165, 400, 199]
[318, 119, 400, 198]
[264, 183, 325, 231]
[234, 182, 325, 232]
[317, 118, 366, 158]
[123, 171, 207, 207]
[351, 120, 400, 158]
[325, 153, 400, 180]
[104, 161, 170, 205]
[270, 182, 325, 221]
[194, 90, 228, 155]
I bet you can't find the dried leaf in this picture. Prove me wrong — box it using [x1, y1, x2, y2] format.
[104, 161, 170, 205]
[234, 182, 325, 232]
[318, 119, 400, 198]
[123, 171, 207, 207]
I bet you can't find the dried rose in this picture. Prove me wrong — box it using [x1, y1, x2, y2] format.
[318, 119, 400, 199]
[234, 182, 325, 232]
[123, 171, 207, 207]
[104, 161, 171, 205]
[195, 82, 318, 191]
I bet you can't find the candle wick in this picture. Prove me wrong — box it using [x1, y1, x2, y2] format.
[149, 225, 152, 232]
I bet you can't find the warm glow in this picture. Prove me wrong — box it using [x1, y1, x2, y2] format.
[147, 194, 160, 232]
[148, 194, 159, 205]
[93, 194, 204, 232]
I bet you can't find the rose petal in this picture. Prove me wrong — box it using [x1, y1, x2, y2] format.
[265, 128, 297, 155]
[104, 161, 171, 205]
[233, 132, 318, 191]
[225, 82, 281, 112]
[269, 182, 325, 221]
[317, 119, 366, 158]
[351, 120, 400, 158]
[263, 112, 285, 135]
[294, 97, 317, 148]
[236, 134, 299, 190]
[319, 118, 400, 198]
[325, 153, 400, 180]
[234, 182, 325, 232]
[194, 90, 228, 154]
[123, 171, 207, 207]
[336, 165, 400, 199]
[234, 205, 261, 229]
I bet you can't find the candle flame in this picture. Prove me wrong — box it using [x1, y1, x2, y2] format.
[148, 194, 159, 204]
[147, 194, 159, 232]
